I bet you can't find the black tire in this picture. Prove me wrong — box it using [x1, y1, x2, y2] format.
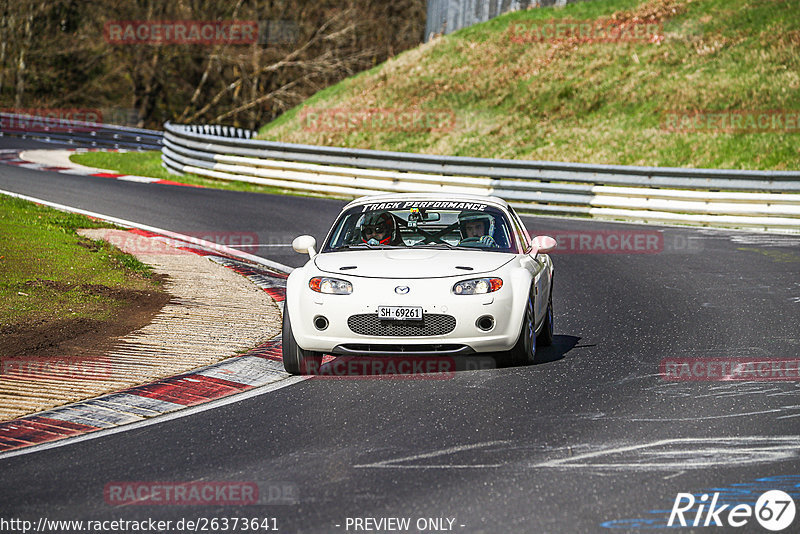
[281, 305, 323, 375]
[507, 286, 537, 366]
[536, 287, 554, 347]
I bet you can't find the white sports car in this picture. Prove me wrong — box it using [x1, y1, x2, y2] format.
[282, 193, 556, 374]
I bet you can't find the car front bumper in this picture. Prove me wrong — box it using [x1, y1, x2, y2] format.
[286, 273, 530, 355]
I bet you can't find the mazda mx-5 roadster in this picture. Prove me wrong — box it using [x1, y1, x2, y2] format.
[282, 193, 556, 374]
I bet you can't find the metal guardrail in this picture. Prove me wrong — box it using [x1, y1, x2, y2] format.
[0, 112, 163, 150]
[162, 121, 800, 232]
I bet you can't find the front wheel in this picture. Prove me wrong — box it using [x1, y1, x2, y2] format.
[507, 286, 537, 366]
[281, 305, 323, 375]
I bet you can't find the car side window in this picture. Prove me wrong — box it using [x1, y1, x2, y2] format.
[492, 214, 512, 249]
[509, 210, 531, 253]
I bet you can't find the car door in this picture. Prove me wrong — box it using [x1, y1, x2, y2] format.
[509, 207, 550, 327]
[506, 207, 541, 325]
[532, 254, 551, 327]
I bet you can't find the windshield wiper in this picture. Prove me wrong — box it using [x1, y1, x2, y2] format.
[331, 244, 375, 250]
[333, 244, 403, 250]
[412, 242, 459, 249]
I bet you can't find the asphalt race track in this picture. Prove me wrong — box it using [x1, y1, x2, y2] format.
[1, 136, 800, 532]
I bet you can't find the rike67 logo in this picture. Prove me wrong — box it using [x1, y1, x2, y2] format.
[669, 490, 796, 531]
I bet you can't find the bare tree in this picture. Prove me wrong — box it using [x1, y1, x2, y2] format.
[13, 2, 35, 108]
[0, 0, 426, 127]
[0, 1, 11, 95]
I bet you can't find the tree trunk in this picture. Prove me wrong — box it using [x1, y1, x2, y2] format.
[0, 2, 10, 95]
[14, 5, 33, 108]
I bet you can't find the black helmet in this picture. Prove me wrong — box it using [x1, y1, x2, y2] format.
[359, 212, 397, 245]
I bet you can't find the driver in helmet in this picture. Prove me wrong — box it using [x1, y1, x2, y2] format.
[458, 211, 498, 248]
[359, 211, 401, 246]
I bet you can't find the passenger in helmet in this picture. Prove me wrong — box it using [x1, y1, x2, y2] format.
[359, 212, 400, 246]
[458, 211, 498, 248]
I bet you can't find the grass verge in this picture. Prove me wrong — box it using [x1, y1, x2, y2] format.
[0, 194, 165, 353]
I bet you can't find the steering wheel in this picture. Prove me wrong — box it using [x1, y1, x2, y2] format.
[459, 236, 498, 248]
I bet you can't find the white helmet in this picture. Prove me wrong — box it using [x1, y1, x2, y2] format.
[458, 211, 494, 240]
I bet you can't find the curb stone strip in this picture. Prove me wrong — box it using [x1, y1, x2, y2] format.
[209, 256, 288, 305]
[0, 229, 290, 453]
[0, 149, 202, 188]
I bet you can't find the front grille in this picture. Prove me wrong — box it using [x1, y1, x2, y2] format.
[347, 314, 456, 337]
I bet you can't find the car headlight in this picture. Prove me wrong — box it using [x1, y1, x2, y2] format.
[453, 278, 503, 295]
[309, 277, 353, 295]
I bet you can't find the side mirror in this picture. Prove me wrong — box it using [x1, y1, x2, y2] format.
[531, 235, 557, 255]
[292, 235, 317, 258]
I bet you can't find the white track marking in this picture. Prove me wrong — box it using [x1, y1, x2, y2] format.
[354, 440, 513, 469]
[532, 436, 800, 470]
[627, 409, 784, 421]
[224, 244, 294, 248]
[0, 188, 293, 273]
[117, 175, 160, 183]
[354, 437, 800, 471]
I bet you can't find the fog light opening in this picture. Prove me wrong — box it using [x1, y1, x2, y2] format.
[314, 315, 329, 331]
[476, 315, 495, 332]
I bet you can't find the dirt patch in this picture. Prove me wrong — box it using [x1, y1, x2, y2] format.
[0, 281, 170, 357]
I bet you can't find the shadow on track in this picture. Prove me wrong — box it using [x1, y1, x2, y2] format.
[473, 334, 581, 370]
[534, 334, 581, 365]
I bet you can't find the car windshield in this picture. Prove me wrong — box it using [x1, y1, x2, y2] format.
[322, 200, 519, 253]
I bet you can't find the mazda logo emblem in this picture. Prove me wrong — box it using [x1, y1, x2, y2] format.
[395, 286, 410, 294]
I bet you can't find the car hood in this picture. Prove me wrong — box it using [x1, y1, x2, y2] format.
[314, 249, 515, 279]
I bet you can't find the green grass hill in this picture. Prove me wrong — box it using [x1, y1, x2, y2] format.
[258, 0, 800, 170]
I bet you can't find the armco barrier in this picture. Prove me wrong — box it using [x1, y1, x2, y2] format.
[161, 121, 800, 232]
[0, 112, 163, 150]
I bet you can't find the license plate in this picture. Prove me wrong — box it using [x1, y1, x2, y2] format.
[377, 306, 423, 321]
